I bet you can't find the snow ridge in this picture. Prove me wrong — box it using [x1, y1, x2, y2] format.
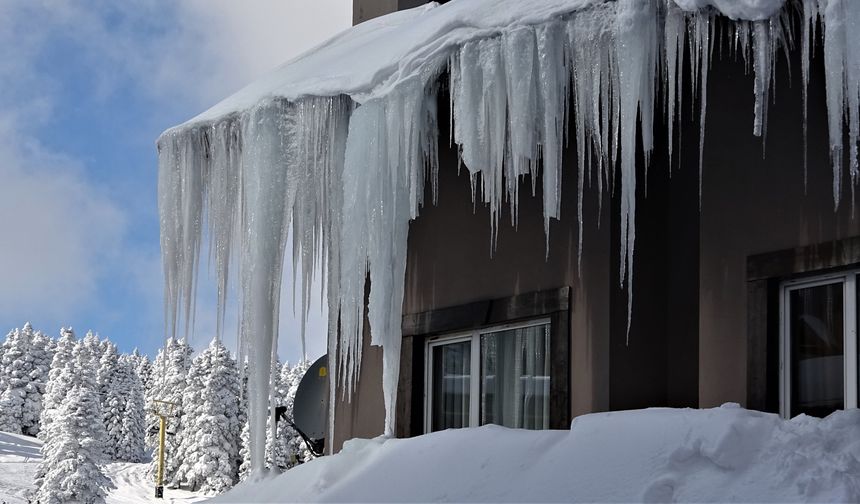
[212, 406, 860, 503]
[157, 0, 860, 471]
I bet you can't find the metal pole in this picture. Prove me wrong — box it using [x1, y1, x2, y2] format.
[155, 415, 166, 498]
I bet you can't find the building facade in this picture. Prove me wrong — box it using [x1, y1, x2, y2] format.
[334, 0, 860, 451]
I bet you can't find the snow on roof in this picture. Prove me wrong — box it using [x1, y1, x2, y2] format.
[171, 0, 785, 130]
[213, 405, 860, 503]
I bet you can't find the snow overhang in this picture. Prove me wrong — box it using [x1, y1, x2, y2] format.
[161, 0, 785, 138]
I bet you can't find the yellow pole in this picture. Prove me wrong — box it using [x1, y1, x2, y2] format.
[156, 415, 166, 498]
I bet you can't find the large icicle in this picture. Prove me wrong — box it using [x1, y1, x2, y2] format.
[616, 0, 659, 340]
[240, 100, 294, 474]
[800, 0, 819, 188]
[821, 0, 860, 207]
[339, 77, 439, 436]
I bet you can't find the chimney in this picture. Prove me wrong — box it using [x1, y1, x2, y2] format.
[353, 0, 436, 25]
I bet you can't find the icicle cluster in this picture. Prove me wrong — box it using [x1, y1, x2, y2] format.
[159, 96, 352, 471]
[158, 0, 860, 468]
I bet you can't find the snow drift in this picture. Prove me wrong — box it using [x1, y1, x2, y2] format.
[213, 405, 860, 503]
[157, 0, 860, 472]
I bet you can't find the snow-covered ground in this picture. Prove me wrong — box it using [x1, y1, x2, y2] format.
[0, 431, 206, 504]
[0, 431, 41, 504]
[103, 462, 206, 504]
[217, 405, 860, 503]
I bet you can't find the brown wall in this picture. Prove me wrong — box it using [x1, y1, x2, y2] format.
[698, 29, 860, 408]
[402, 91, 612, 421]
[331, 289, 386, 452]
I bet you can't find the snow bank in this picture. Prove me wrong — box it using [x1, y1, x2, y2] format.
[214, 406, 860, 503]
[158, 0, 860, 474]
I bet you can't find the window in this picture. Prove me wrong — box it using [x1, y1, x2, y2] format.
[425, 319, 551, 432]
[780, 270, 859, 419]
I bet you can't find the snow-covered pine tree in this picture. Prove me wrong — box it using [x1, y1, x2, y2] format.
[0, 324, 35, 434]
[145, 340, 171, 450]
[237, 359, 251, 481]
[0, 328, 14, 392]
[238, 421, 251, 481]
[0, 386, 24, 432]
[115, 354, 146, 462]
[264, 360, 296, 470]
[284, 359, 314, 465]
[22, 330, 54, 436]
[97, 342, 124, 461]
[34, 343, 112, 504]
[38, 327, 77, 442]
[81, 331, 103, 372]
[131, 348, 153, 395]
[148, 338, 193, 483]
[97, 342, 119, 400]
[265, 358, 285, 469]
[98, 338, 110, 360]
[171, 345, 208, 487]
[32, 328, 78, 491]
[174, 338, 240, 493]
[237, 355, 282, 478]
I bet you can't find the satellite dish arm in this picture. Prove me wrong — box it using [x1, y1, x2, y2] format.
[275, 406, 326, 458]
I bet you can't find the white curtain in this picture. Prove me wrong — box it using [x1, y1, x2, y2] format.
[480, 324, 550, 429]
[431, 341, 471, 430]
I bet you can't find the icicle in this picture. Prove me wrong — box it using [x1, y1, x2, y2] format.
[157, 127, 205, 342]
[504, 26, 541, 181]
[240, 99, 295, 473]
[616, 0, 659, 341]
[752, 20, 772, 140]
[568, 15, 591, 270]
[822, 0, 848, 207]
[450, 38, 508, 243]
[801, 0, 819, 191]
[339, 78, 438, 436]
[568, 5, 616, 269]
[536, 21, 569, 250]
[207, 119, 241, 341]
[692, 13, 713, 204]
[664, 3, 687, 172]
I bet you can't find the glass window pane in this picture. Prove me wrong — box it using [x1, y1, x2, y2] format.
[789, 282, 844, 418]
[480, 324, 550, 429]
[431, 341, 471, 431]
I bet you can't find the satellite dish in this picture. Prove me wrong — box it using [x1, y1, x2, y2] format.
[292, 354, 329, 454]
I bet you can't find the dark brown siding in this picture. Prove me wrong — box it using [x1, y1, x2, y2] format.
[402, 87, 612, 424]
[331, 286, 386, 453]
[698, 23, 860, 408]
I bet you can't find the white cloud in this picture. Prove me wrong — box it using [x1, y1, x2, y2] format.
[167, 0, 353, 106]
[0, 118, 125, 321]
[0, 0, 353, 115]
[0, 0, 352, 362]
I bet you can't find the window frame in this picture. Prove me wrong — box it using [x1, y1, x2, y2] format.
[424, 317, 552, 433]
[779, 269, 859, 419]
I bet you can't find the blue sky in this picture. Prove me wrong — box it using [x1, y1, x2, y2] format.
[0, 0, 351, 362]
